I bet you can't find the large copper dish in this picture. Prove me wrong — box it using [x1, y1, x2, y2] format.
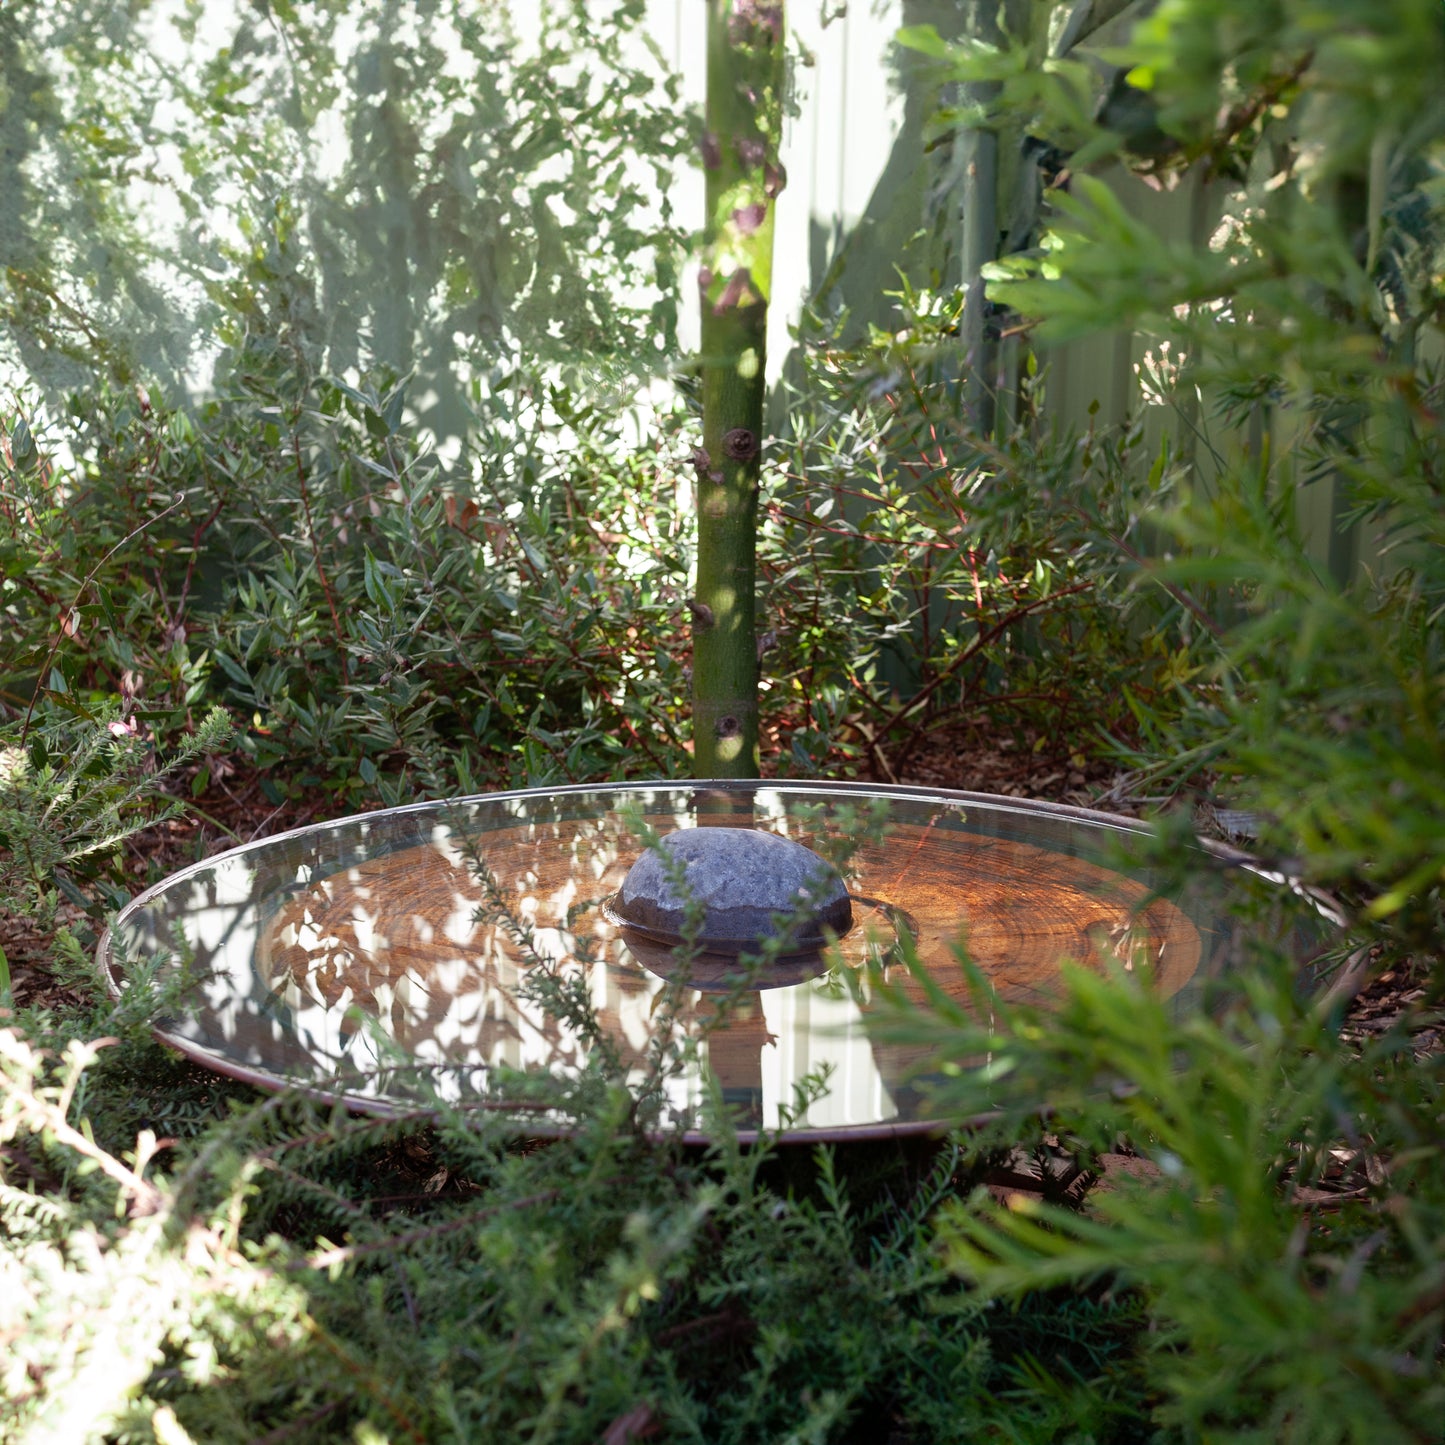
[98, 781, 1337, 1141]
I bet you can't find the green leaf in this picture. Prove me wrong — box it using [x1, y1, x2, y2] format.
[895, 24, 952, 59]
[212, 651, 253, 688]
[10, 417, 36, 465]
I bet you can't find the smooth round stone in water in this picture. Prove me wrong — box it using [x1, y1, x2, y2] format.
[613, 828, 852, 955]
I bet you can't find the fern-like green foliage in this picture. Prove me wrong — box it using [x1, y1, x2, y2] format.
[867, 938, 1445, 1444]
[839, 0, 1445, 1365]
[0, 1023, 314, 1445]
[908, 0, 1445, 919]
[1, 988, 1158, 1445]
[0, 705, 232, 926]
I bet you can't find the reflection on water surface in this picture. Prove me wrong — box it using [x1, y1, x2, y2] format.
[101, 782, 1320, 1137]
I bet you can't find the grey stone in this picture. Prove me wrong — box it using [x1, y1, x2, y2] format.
[613, 828, 852, 955]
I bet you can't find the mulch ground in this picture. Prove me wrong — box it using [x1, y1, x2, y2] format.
[888, 719, 1136, 810]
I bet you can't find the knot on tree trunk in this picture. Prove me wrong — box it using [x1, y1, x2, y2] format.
[732, 201, 768, 234]
[690, 445, 723, 485]
[723, 428, 759, 461]
[734, 134, 767, 169]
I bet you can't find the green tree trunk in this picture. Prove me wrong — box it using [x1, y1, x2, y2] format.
[690, 1, 785, 779]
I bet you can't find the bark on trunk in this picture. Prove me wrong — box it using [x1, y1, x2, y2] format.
[691, 0, 784, 779]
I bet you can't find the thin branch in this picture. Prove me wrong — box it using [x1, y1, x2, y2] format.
[305, 1188, 560, 1269]
[291, 429, 349, 683]
[8, 1055, 163, 1215]
[21, 494, 185, 743]
[875, 581, 1095, 740]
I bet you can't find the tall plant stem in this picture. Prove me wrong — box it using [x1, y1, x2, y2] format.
[691, 0, 785, 779]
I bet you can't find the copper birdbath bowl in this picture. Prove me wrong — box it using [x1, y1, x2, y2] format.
[98, 781, 1338, 1141]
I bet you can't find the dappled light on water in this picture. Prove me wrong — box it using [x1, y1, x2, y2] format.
[101, 782, 1328, 1139]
